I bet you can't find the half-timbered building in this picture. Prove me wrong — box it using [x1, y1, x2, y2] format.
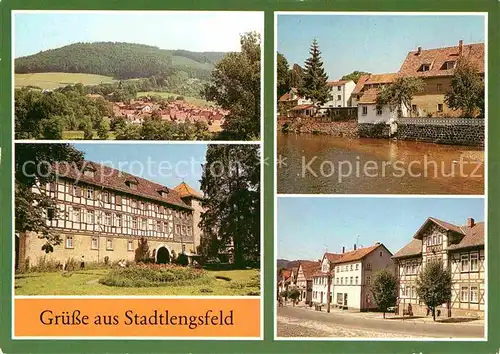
[393, 217, 485, 318]
[16, 161, 204, 269]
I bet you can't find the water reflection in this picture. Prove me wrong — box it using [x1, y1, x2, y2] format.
[277, 133, 484, 195]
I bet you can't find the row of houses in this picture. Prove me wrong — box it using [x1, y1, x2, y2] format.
[278, 40, 485, 123]
[278, 216, 485, 319]
[88, 95, 229, 126]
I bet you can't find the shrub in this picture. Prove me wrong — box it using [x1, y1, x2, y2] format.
[175, 253, 189, 266]
[99, 263, 207, 287]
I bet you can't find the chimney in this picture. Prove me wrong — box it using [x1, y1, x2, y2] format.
[417, 46, 422, 55]
[354, 244, 357, 251]
[467, 217, 475, 228]
[342, 246, 345, 254]
[459, 40, 463, 56]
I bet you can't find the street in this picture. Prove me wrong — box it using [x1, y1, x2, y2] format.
[277, 306, 484, 339]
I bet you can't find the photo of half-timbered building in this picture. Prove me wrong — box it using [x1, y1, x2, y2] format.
[393, 217, 485, 318]
[16, 161, 203, 270]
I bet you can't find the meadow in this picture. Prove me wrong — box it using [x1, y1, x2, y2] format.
[15, 72, 116, 90]
[15, 268, 260, 296]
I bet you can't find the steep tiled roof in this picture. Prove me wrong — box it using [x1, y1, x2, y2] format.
[54, 161, 191, 210]
[278, 92, 291, 102]
[299, 261, 321, 280]
[324, 252, 343, 263]
[333, 244, 390, 264]
[290, 104, 313, 111]
[447, 222, 485, 251]
[413, 217, 465, 239]
[357, 88, 380, 104]
[398, 42, 484, 78]
[364, 73, 396, 85]
[392, 239, 423, 259]
[174, 181, 203, 200]
[352, 75, 370, 94]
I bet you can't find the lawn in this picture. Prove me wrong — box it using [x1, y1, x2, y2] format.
[15, 268, 260, 296]
[15, 73, 116, 90]
[136, 91, 211, 107]
[62, 130, 117, 140]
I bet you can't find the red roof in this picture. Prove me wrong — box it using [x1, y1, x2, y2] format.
[299, 261, 321, 280]
[174, 182, 203, 200]
[398, 42, 484, 78]
[290, 104, 313, 111]
[53, 161, 191, 210]
[327, 80, 349, 87]
[333, 244, 390, 264]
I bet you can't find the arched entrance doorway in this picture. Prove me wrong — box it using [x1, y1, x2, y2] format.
[156, 246, 171, 264]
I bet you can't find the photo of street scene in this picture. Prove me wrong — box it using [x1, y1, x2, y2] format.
[14, 143, 261, 296]
[276, 197, 485, 339]
[276, 13, 485, 194]
[14, 11, 263, 141]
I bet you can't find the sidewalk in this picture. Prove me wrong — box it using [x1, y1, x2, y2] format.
[279, 302, 484, 326]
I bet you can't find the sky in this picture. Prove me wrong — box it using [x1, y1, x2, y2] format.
[277, 14, 485, 80]
[277, 197, 485, 261]
[73, 143, 207, 194]
[14, 11, 264, 57]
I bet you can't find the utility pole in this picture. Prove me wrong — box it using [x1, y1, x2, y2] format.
[327, 260, 332, 313]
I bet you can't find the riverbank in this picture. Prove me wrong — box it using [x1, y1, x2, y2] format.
[278, 118, 358, 138]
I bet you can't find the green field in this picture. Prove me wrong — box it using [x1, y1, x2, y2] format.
[137, 91, 211, 107]
[15, 72, 116, 90]
[15, 268, 260, 296]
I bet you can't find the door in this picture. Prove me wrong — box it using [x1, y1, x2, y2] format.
[344, 293, 348, 307]
[320, 292, 323, 303]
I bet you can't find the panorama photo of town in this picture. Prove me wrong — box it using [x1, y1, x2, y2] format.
[276, 197, 485, 339]
[276, 14, 485, 194]
[14, 143, 261, 296]
[13, 11, 263, 141]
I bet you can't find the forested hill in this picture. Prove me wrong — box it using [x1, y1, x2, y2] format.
[15, 42, 227, 80]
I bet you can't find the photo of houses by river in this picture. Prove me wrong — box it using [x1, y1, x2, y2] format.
[276, 197, 485, 339]
[13, 11, 263, 141]
[276, 14, 485, 194]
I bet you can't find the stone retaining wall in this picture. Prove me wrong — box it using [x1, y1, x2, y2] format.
[278, 118, 358, 138]
[358, 123, 390, 139]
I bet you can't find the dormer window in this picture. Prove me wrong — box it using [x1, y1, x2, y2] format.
[443, 61, 456, 70]
[126, 180, 137, 190]
[158, 189, 169, 198]
[419, 64, 431, 72]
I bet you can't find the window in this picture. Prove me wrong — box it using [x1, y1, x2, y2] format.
[336, 277, 339, 284]
[80, 209, 86, 223]
[187, 226, 192, 235]
[157, 221, 162, 233]
[86, 186, 94, 199]
[142, 219, 147, 230]
[376, 108, 382, 115]
[362, 106, 368, 115]
[47, 208, 56, 220]
[132, 217, 138, 229]
[379, 251, 383, 257]
[355, 264, 359, 270]
[427, 236, 431, 246]
[420, 64, 430, 72]
[131, 200, 137, 208]
[437, 83, 443, 92]
[350, 264, 353, 271]
[128, 240, 134, 251]
[444, 61, 456, 70]
[337, 95, 341, 100]
[350, 276, 353, 285]
[73, 208, 80, 222]
[461, 254, 470, 272]
[176, 225, 181, 235]
[104, 213, 111, 226]
[83, 170, 94, 178]
[470, 287, 478, 303]
[469, 253, 479, 271]
[461, 286, 469, 302]
[91, 237, 99, 250]
[106, 238, 113, 250]
[182, 244, 186, 253]
[405, 286, 409, 297]
[366, 276, 371, 285]
[412, 286, 416, 298]
[412, 104, 418, 113]
[87, 210, 94, 224]
[340, 277, 343, 285]
[116, 214, 122, 227]
[436, 103, 444, 113]
[73, 185, 80, 197]
[116, 195, 122, 205]
[355, 276, 358, 285]
[103, 192, 109, 203]
[366, 263, 372, 271]
[182, 225, 186, 235]
[337, 85, 341, 91]
[65, 236, 74, 249]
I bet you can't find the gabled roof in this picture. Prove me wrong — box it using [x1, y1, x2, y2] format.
[324, 252, 343, 263]
[413, 217, 465, 239]
[447, 222, 485, 251]
[398, 42, 484, 78]
[53, 161, 191, 210]
[298, 261, 321, 280]
[327, 80, 350, 87]
[352, 75, 370, 94]
[174, 181, 203, 200]
[357, 88, 380, 104]
[278, 88, 299, 102]
[333, 243, 391, 264]
[364, 73, 396, 85]
[290, 104, 313, 111]
[392, 239, 422, 259]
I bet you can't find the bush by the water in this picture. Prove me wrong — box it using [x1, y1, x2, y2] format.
[99, 264, 207, 287]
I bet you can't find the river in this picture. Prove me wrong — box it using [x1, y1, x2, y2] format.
[277, 133, 484, 195]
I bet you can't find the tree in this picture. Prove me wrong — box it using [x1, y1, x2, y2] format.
[200, 145, 260, 268]
[288, 287, 300, 306]
[134, 237, 150, 262]
[15, 144, 84, 253]
[39, 116, 65, 139]
[416, 259, 452, 321]
[445, 57, 484, 117]
[277, 52, 291, 98]
[376, 77, 425, 117]
[298, 39, 330, 116]
[341, 70, 371, 84]
[289, 64, 304, 89]
[204, 32, 261, 140]
[97, 118, 110, 140]
[370, 268, 398, 319]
